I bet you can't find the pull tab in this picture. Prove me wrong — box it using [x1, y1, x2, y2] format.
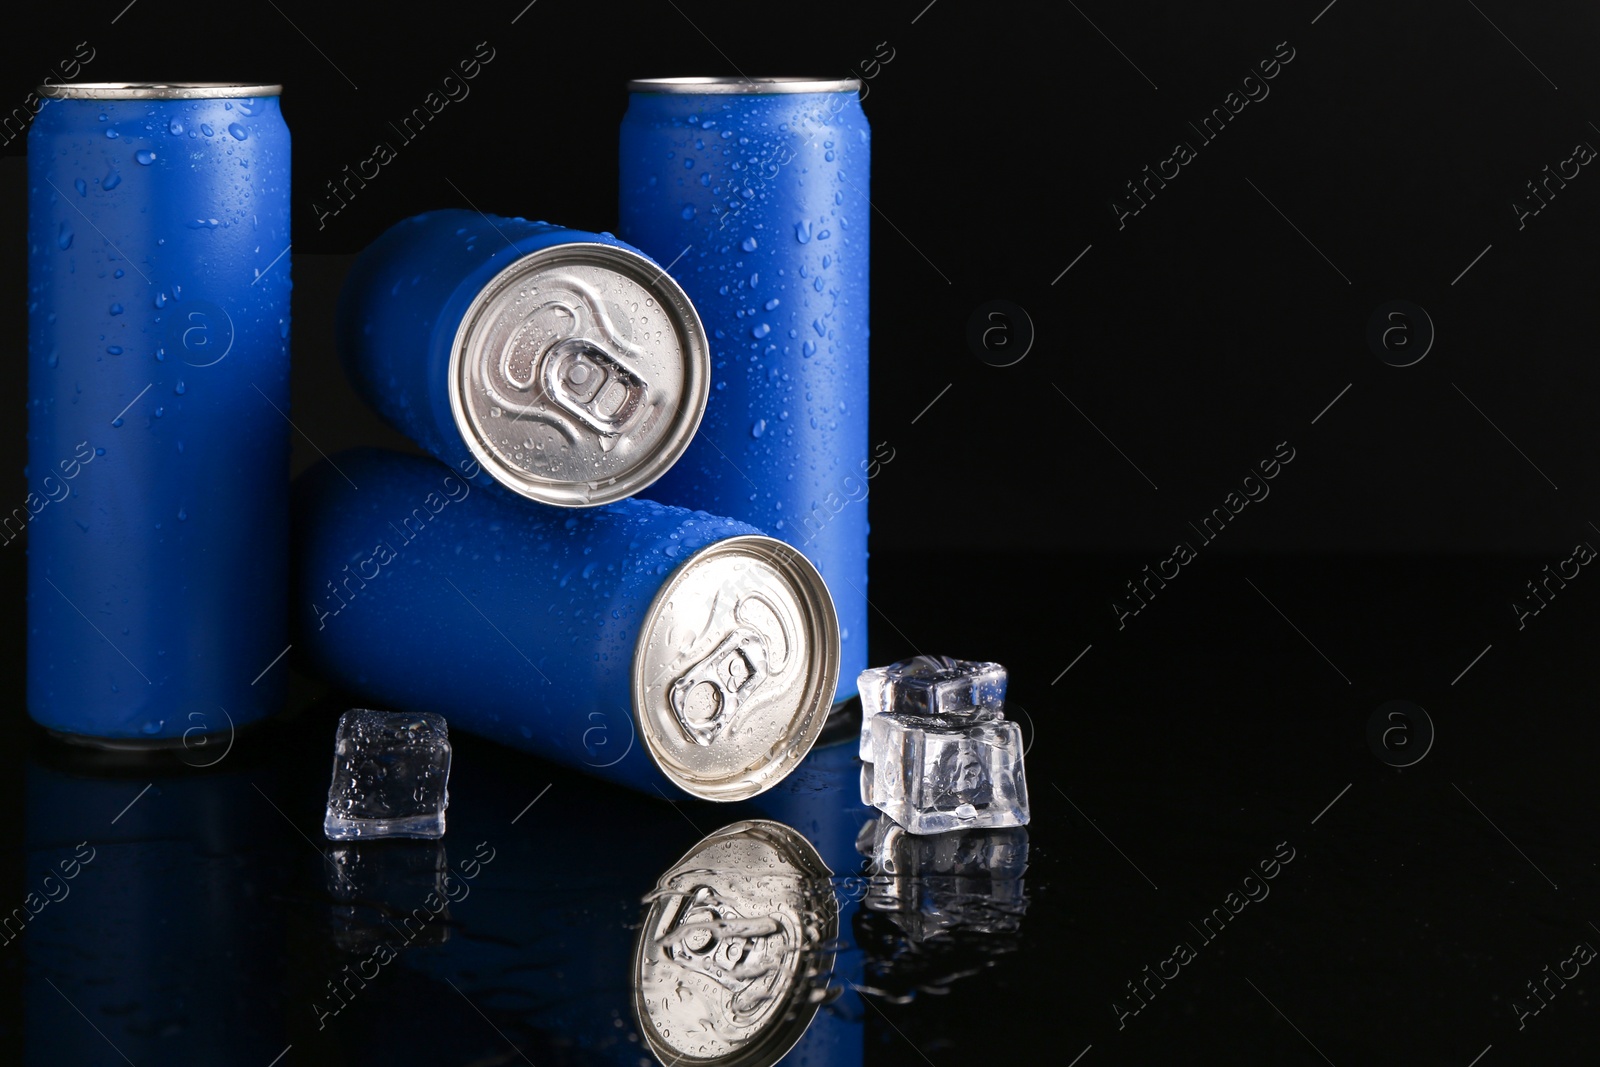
[542, 336, 649, 440]
[669, 625, 772, 746]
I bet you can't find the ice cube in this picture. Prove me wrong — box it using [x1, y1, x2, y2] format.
[860, 761, 875, 807]
[323, 709, 452, 841]
[869, 712, 1028, 835]
[856, 665, 890, 760]
[857, 656, 1006, 760]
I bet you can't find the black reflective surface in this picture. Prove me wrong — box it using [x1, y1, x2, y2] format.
[4, 550, 1598, 1065]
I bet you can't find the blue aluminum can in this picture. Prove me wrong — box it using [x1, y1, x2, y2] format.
[26, 83, 291, 743]
[336, 209, 710, 507]
[619, 77, 872, 696]
[292, 448, 840, 800]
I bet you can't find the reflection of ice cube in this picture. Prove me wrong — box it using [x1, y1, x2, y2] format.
[327, 840, 450, 903]
[869, 713, 1028, 835]
[323, 709, 452, 841]
[860, 815, 1029, 880]
[855, 813, 1031, 958]
[326, 841, 453, 951]
[857, 656, 1006, 760]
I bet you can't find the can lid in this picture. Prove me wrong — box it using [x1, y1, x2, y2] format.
[448, 242, 709, 507]
[634, 536, 840, 801]
[633, 819, 836, 1067]
[628, 76, 861, 94]
[38, 83, 283, 100]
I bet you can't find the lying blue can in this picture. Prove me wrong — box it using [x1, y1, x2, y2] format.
[336, 209, 710, 508]
[26, 83, 291, 743]
[619, 78, 873, 696]
[292, 448, 840, 800]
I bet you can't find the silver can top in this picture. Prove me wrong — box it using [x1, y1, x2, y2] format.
[628, 76, 860, 94]
[447, 242, 709, 507]
[633, 536, 840, 801]
[633, 819, 836, 1067]
[40, 83, 283, 99]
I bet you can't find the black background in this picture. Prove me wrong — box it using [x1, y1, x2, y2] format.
[4, 1, 1600, 1064]
[5, 1, 1600, 552]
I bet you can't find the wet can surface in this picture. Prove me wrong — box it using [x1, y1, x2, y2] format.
[292, 448, 840, 800]
[337, 209, 710, 508]
[26, 83, 291, 743]
[619, 78, 871, 695]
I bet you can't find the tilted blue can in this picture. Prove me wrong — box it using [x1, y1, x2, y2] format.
[336, 209, 710, 508]
[26, 83, 291, 743]
[619, 78, 872, 697]
[292, 448, 840, 800]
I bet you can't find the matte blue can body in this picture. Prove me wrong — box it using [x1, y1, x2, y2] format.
[292, 447, 769, 795]
[336, 209, 649, 473]
[619, 86, 871, 695]
[26, 91, 291, 741]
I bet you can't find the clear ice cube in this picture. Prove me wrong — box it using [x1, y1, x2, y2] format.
[857, 656, 1006, 760]
[324, 708, 452, 841]
[856, 665, 890, 760]
[869, 712, 1029, 835]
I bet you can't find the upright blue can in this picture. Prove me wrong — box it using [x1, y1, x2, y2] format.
[26, 83, 291, 743]
[619, 78, 873, 697]
[292, 448, 841, 800]
[337, 209, 710, 508]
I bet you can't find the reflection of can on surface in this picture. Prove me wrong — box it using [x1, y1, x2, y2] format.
[26, 83, 291, 743]
[634, 819, 836, 1067]
[292, 448, 839, 800]
[337, 209, 710, 507]
[25, 742, 294, 1063]
[619, 78, 871, 694]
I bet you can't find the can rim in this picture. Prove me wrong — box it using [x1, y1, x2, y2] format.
[37, 83, 283, 100]
[631, 819, 835, 1067]
[627, 76, 860, 95]
[632, 536, 841, 802]
[445, 241, 710, 508]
